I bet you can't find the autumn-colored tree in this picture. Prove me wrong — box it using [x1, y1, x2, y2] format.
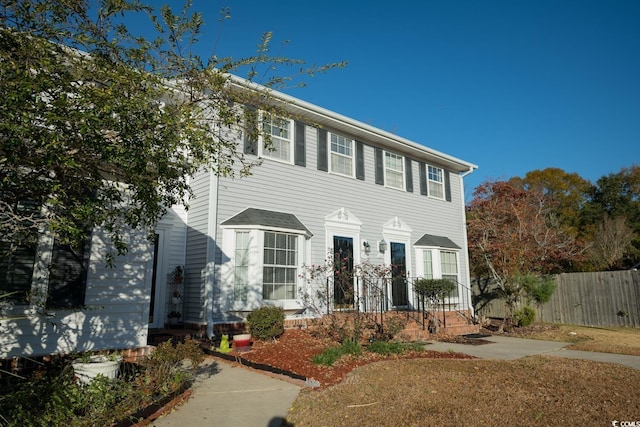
[467, 180, 586, 315]
[509, 167, 591, 238]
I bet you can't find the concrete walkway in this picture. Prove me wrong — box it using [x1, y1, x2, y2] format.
[151, 336, 640, 427]
[151, 359, 301, 427]
[426, 335, 640, 370]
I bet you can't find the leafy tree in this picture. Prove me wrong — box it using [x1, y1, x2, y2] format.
[466, 180, 585, 317]
[581, 165, 640, 268]
[509, 167, 591, 238]
[0, 0, 345, 264]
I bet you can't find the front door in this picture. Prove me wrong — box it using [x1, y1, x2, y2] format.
[333, 236, 354, 309]
[391, 242, 408, 307]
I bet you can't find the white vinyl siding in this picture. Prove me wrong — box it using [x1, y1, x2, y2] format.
[261, 115, 293, 163]
[428, 165, 445, 199]
[329, 133, 354, 177]
[263, 232, 298, 300]
[385, 152, 404, 190]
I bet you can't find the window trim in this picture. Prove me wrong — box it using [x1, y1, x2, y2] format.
[258, 113, 295, 164]
[384, 151, 405, 190]
[262, 231, 299, 301]
[427, 165, 445, 200]
[328, 132, 356, 178]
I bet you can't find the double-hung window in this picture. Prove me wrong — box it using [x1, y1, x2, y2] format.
[428, 165, 445, 199]
[263, 232, 298, 300]
[440, 250, 459, 298]
[385, 152, 405, 190]
[233, 231, 250, 302]
[329, 133, 354, 177]
[261, 114, 293, 163]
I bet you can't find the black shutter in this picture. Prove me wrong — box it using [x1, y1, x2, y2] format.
[375, 148, 384, 185]
[419, 162, 427, 196]
[405, 157, 413, 192]
[317, 128, 328, 171]
[47, 238, 90, 308]
[355, 141, 365, 180]
[243, 105, 258, 155]
[444, 169, 452, 202]
[294, 120, 306, 166]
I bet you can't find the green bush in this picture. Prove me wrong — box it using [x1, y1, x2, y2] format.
[312, 345, 343, 366]
[414, 278, 456, 300]
[368, 340, 405, 355]
[513, 306, 536, 327]
[247, 305, 285, 340]
[340, 339, 362, 356]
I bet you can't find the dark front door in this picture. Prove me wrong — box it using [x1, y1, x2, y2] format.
[390, 242, 408, 307]
[333, 236, 354, 308]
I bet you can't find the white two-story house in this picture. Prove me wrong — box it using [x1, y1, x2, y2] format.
[0, 77, 477, 359]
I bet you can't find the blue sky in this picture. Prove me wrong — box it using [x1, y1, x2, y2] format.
[140, 0, 640, 199]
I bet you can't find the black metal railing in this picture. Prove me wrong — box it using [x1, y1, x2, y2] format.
[323, 276, 476, 331]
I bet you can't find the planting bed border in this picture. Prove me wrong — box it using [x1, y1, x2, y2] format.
[203, 347, 307, 382]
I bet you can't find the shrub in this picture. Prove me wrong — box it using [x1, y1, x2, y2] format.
[312, 345, 343, 366]
[247, 305, 285, 340]
[414, 278, 457, 300]
[368, 341, 425, 355]
[0, 338, 204, 427]
[513, 306, 536, 327]
[368, 340, 405, 355]
[340, 339, 362, 356]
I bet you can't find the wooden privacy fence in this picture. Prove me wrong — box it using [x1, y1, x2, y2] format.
[473, 270, 640, 327]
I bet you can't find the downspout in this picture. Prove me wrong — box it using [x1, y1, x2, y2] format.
[205, 171, 220, 340]
[459, 166, 477, 317]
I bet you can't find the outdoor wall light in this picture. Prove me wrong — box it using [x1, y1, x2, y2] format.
[378, 239, 388, 253]
[362, 240, 371, 253]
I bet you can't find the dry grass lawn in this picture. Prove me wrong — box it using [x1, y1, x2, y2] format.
[286, 325, 640, 426]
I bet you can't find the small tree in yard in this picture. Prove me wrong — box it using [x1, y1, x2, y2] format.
[467, 180, 581, 325]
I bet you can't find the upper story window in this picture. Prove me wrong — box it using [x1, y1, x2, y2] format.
[385, 152, 405, 190]
[260, 114, 294, 163]
[428, 165, 445, 199]
[329, 133, 354, 177]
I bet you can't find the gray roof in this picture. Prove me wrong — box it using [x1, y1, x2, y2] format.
[414, 234, 460, 249]
[221, 208, 312, 237]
